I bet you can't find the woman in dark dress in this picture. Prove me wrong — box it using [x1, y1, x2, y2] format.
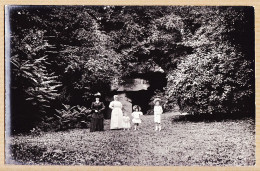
[90, 93, 105, 132]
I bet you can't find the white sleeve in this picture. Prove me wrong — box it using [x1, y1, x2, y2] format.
[109, 101, 114, 109]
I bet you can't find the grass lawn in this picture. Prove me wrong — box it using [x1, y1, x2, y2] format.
[6, 112, 255, 166]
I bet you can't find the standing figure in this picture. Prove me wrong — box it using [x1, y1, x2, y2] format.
[90, 92, 105, 132]
[131, 105, 143, 130]
[109, 95, 123, 129]
[122, 113, 131, 130]
[153, 98, 163, 131]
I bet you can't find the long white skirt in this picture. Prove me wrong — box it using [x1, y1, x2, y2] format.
[110, 108, 123, 129]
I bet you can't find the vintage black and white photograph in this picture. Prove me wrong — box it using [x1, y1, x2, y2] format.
[5, 5, 255, 166]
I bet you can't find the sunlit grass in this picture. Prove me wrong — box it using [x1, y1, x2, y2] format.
[7, 112, 255, 166]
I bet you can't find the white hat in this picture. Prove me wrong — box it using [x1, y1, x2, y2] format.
[94, 92, 101, 97]
[153, 98, 161, 104]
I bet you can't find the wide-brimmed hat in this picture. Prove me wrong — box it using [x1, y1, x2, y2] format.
[94, 92, 101, 97]
[133, 105, 141, 111]
[153, 98, 161, 104]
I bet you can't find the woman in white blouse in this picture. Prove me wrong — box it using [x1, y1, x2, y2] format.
[109, 95, 123, 129]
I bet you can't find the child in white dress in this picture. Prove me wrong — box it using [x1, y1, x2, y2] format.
[153, 98, 163, 131]
[122, 113, 131, 130]
[131, 105, 143, 130]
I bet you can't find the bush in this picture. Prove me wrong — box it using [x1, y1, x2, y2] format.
[55, 104, 92, 130]
[165, 7, 254, 118]
[35, 104, 92, 132]
[166, 43, 254, 117]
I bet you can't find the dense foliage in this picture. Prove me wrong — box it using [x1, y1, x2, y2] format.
[7, 6, 254, 133]
[165, 7, 254, 117]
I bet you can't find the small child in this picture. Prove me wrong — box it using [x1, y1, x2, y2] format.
[122, 113, 131, 130]
[131, 105, 143, 130]
[153, 98, 163, 131]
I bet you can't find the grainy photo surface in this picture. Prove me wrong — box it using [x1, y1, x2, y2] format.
[5, 5, 255, 166]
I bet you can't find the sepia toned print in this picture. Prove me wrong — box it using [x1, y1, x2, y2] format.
[5, 5, 255, 166]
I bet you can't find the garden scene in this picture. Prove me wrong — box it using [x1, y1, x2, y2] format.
[6, 6, 255, 165]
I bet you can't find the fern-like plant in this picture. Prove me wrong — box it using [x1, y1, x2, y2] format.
[54, 104, 92, 130]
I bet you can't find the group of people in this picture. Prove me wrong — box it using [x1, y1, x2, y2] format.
[89, 93, 163, 132]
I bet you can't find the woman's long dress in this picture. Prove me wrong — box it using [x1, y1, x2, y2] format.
[109, 101, 123, 129]
[90, 101, 105, 132]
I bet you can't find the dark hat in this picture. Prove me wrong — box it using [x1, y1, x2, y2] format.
[133, 105, 141, 111]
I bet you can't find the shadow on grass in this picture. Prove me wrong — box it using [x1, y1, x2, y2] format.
[9, 143, 78, 165]
[172, 112, 255, 123]
[9, 143, 46, 165]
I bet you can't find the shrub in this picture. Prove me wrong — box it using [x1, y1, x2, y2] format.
[35, 104, 92, 131]
[165, 7, 254, 118]
[54, 104, 92, 130]
[10, 29, 62, 132]
[166, 43, 254, 117]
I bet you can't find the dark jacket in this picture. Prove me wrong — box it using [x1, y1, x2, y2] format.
[91, 101, 105, 119]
